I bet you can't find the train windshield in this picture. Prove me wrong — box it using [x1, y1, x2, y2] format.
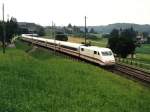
[101, 51, 112, 56]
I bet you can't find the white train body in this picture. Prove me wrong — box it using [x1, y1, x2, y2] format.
[79, 46, 115, 65]
[22, 34, 115, 66]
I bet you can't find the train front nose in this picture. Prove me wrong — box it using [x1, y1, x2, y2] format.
[103, 57, 115, 65]
[105, 60, 115, 65]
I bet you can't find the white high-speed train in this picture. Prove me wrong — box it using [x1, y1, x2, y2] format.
[22, 34, 115, 66]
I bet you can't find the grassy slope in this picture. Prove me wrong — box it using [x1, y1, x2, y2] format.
[0, 41, 150, 112]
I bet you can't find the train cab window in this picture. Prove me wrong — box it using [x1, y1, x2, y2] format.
[101, 51, 112, 56]
[94, 51, 97, 54]
[81, 48, 84, 51]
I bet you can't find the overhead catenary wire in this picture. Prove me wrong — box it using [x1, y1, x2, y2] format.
[84, 16, 87, 45]
[2, 3, 6, 54]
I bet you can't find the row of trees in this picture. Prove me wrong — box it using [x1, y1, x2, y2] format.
[0, 17, 46, 44]
[0, 17, 18, 43]
[108, 28, 138, 58]
[63, 24, 97, 34]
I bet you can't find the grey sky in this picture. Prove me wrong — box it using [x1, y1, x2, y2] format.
[0, 0, 150, 26]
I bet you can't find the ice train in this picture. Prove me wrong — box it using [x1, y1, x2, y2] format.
[22, 34, 115, 66]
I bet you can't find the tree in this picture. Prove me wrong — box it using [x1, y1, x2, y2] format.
[68, 23, 72, 28]
[0, 17, 19, 43]
[37, 26, 45, 36]
[6, 17, 18, 42]
[108, 28, 137, 58]
[110, 29, 119, 38]
[147, 36, 150, 43]
[0, 21, 3, 43]
[73, 25, 80, 33]
[143, 32, 149, 38]
[55, 32, 68, 41]
[102, 34, 110, 38]
[108, 29, 119, 55]
[18, 28, 29, 34]
[89, 28, 96, 33]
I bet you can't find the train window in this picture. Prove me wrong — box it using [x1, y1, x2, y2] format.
[98, 52, 100, 55]
[81, 48, 84, 51]
[61, 45, 77, 51]
[94, 51, 97, 54]
[101, 51, 112, 56]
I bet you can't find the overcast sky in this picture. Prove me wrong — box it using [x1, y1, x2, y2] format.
[0, 0, 150, 26]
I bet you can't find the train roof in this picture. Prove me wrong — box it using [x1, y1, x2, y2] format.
[38, 37, 82, 48]
[58, 41, 82, 48]
[22, 34, 112, 51]
[80, 45, 111, 51]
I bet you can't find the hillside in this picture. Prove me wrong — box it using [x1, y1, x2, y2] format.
[23, 22, 150, 35]
[88, 23, 150, 34]
[0, 41, 150, 111]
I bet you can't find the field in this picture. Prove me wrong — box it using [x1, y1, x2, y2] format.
[135, 44, 150, 64]
[117, 44, 150, 70]
[68, 36, 108, 47]
[0, 41, 150, 111]
[42, 32, 107, 47]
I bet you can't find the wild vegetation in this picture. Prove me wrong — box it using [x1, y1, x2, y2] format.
[0, 40, 150, 111]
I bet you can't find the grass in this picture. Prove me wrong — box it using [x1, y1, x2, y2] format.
[89, 38, 108, 47]
[135, 53, 150, 64]
[68, 36, 85, 43]
[115, 44, 150, 71]
[136, 44, 150, 55]
[135, 44, 150, 64]
[68, 36, 108, 47]
[0, 40, 150, 111]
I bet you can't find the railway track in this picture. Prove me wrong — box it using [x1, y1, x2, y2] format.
[21, 38, 150, 85]
[112, 63, 150, 84]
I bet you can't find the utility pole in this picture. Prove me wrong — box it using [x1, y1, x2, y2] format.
[84, 16, 87, 45]
[54, 23, 56, 41]
[2, 3, 6, 54]
[52, 21, 56, 54]
[52, 21, 53, 39]
[54, 23, 56, 54]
